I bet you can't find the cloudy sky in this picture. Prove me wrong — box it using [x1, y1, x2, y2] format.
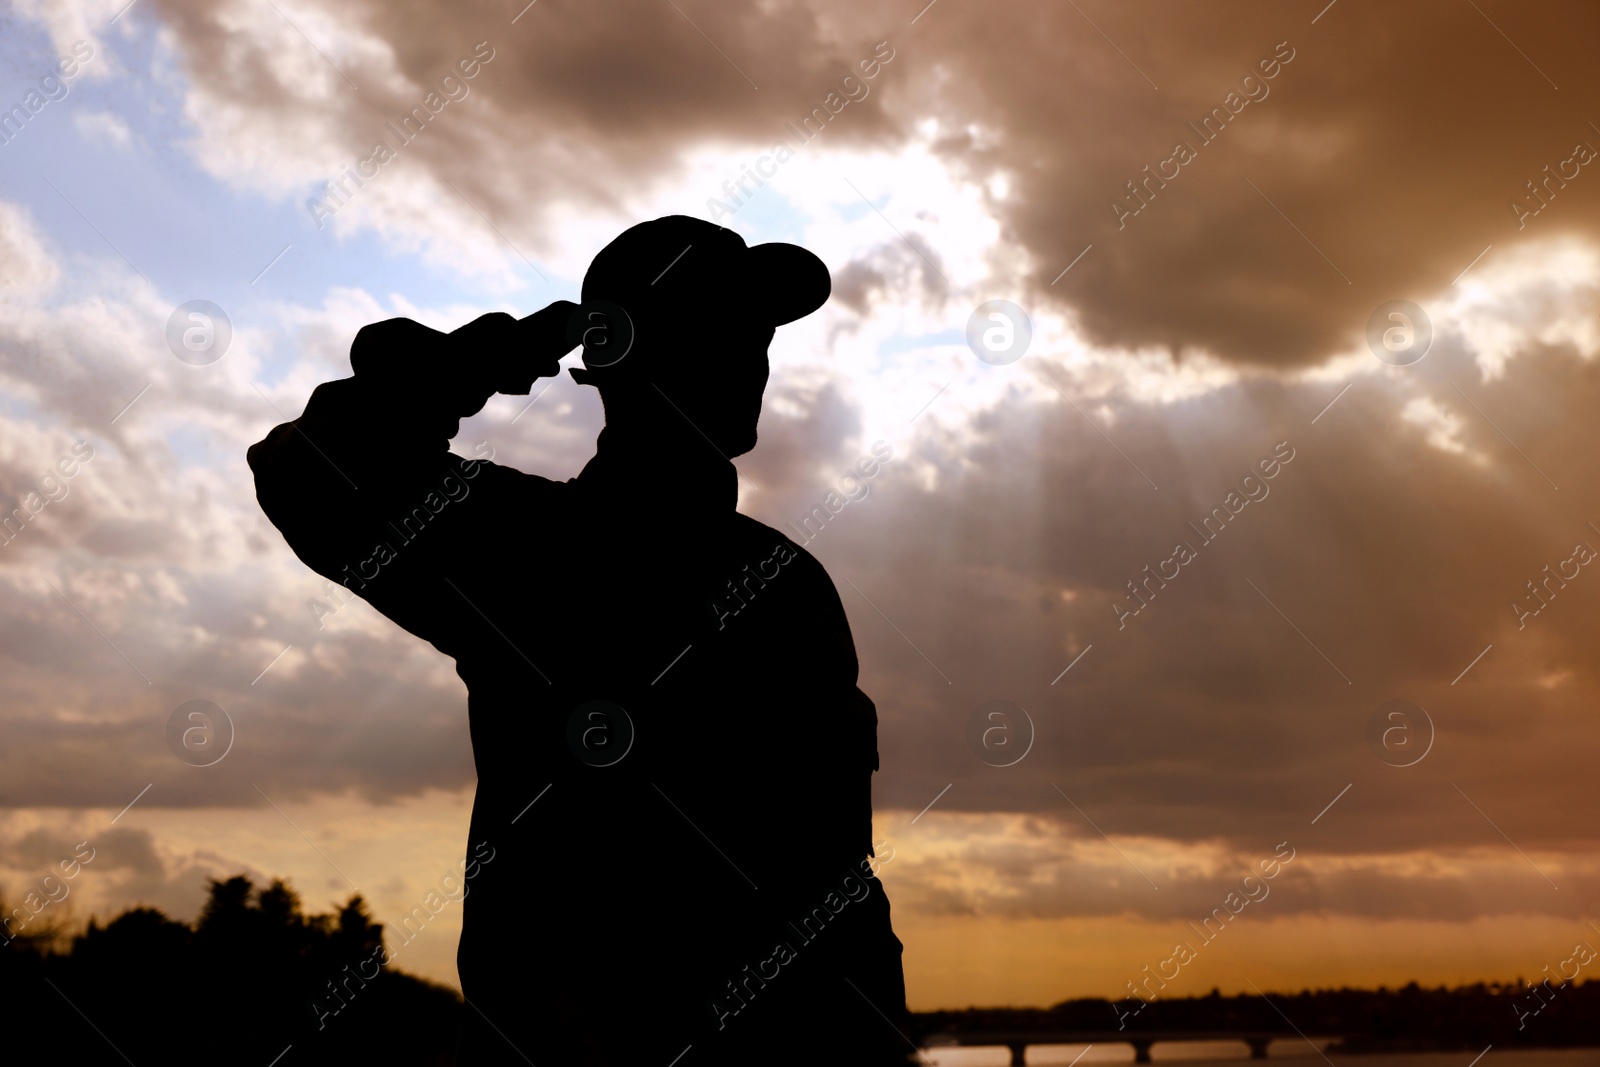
[4, 0, 1600, 1014]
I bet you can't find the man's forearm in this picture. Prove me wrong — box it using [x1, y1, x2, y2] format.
[247, 304, 574, 608]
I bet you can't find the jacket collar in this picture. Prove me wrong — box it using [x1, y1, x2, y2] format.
[575, 426, 739, 515]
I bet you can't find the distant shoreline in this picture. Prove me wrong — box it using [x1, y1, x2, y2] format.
[1328, 1038, 1600, 1054]
[910, 980, 1600, 1055]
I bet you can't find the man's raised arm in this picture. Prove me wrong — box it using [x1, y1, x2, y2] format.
[247, 302, 576, 655]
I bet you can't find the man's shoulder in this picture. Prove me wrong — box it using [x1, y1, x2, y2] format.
[732, 511, 804, 554]
[730, 513, 831, 582]
[441, 455, 581, 537]
[463, 453, 573, 495]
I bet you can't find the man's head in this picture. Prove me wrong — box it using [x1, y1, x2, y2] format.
[568, 216, 830, 457]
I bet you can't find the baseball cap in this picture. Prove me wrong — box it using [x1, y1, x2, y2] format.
[580, 216, 831, 342]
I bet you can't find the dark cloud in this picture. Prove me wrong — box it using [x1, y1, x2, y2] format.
[147, 0, 1600, 365]
[909, 0, 1600, 365]
[148, 0, 907, 251]
[0, 635, 476, 811]
[836, 332, 1600, 860]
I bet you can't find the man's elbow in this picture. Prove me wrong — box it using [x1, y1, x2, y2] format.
[246, 421, 306, 499]
[246, 379, 356, 486]
[247, 423, 290, 473]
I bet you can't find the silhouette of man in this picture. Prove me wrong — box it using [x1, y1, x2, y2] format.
[249, 216, 911, 1065]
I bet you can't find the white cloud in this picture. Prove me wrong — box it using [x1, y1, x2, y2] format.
[72, 109, 132, 148]
[0, 201, 61, 296]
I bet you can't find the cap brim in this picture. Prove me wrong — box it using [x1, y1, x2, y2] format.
[746, 242, 831, 326]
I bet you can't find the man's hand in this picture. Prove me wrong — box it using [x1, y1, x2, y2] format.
[452, 300, 580, 396]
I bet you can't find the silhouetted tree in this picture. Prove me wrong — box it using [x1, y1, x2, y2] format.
[1, 876, 461, 1066]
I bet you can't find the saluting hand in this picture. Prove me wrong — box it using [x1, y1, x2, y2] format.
[449, 299, 580, 396]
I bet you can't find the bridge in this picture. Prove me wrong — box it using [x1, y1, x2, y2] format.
[915, 1029, 1319, 1066]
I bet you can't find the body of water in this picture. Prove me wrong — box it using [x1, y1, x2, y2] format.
[918, 1043, 1600, 1067]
